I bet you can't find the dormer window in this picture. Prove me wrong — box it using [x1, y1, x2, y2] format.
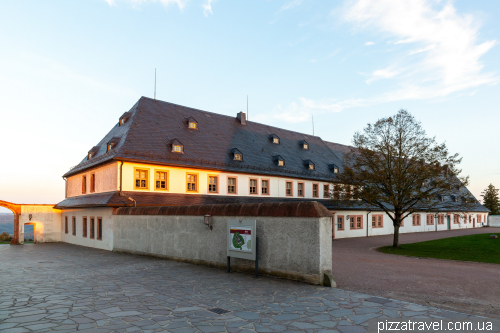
[299, 140, 309, 150]
[187, 117, 198, 130]
[329, 164, 339, 174]
[169, 138, 184, 153]
[106, 136, 121, 152]
[270, 134, 280, 144]
[230, 148, 243, 161]
[304, 160, 315, 170]
[274, 155, 285, 167]
[119, 111, 132, 126]
[87, 146, 100, 160]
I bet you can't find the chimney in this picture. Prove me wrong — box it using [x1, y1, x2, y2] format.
[237, 112, 246, 125]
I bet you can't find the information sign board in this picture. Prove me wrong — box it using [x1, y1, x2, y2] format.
[227, 219, 256, 260]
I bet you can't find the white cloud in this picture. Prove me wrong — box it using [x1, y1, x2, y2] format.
[202, 0, 213, 16]
[365, 41, 374, 45]
[278, 0, 305, 13]
[342, 0, 496, 96]
[102, 0, 189, 11]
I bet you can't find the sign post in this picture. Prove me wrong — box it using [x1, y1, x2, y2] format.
[226, 219, 258, 277]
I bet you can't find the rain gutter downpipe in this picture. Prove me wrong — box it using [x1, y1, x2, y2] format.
[366, 209, 371, 237]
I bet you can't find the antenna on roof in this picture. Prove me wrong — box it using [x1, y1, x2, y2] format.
[247, 95, 248, 120]
[312, 115, 315, 136]
[154, 68, 157, 100]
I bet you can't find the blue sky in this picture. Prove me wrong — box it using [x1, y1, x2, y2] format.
[1, 0, 499, 212]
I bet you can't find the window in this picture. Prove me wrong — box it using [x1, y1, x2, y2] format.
[278, 160, 284, 167]
[350, 215, 363, 230]
[82, 176, 87, 194]
[372, 215, 383, 228]
[172, 144, 183, 153]
[454, 214, 459, 224]
[438, 214, 445, 224]
[249, 179, 258, 195]
[286, 181, 293, 196]
[337, 216, 344, 230]
[107, 143, 112, 152]
[227, 177, 237, 194]
[312, 184, 319, 198]
[234, 153, 242, 161]
[478, 215, 482, 224]
[65, 216, 68, 234]
[426, 214, 434, 225]
[155, 171, 168, 190]
[273, 137, 279, 144]
[308, 164, 314, 170]
[188, 121, 197, 129]
[412, 214, 421, 226]
[83, 217, 88, 238]
[323, 184, 330, 198]
[303, 143, 308, 149]
[330, 164, 339, 173]
[400, 215, 404, 227]
[135, 169, 148, 189]
[97, 218, 103, 240]
[261, 179, 269, 195]
[90, 174, 95, 192]
[72, 217, 76, 236]
[187, 174, 198, 192]
[469, 215, 472, 224]
[208, 176, 218, 193]
[297, 182, 304, 197]
[90, 217, 95, 239]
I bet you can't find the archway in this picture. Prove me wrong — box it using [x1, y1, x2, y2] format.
[0, 200, 22, 245]
[24, 223, 36, 244]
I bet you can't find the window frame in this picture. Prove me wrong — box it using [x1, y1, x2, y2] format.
[261, 178, 270, 196]
[412, 214, 421, 226]
[97, 217, 103, 241]
[372, 214, 383, 228]
[207, 175, 219, 194]
[349, 215, 363, 230]
[227, 176, 238, 195]
[90, 173, 96, 193]
[437, 214, 445, 225]
[323, 184, 330, 198]
[285, 181, 293, 197]
[154, 169, 169, 191]
[249, 178, 258, 195]
[297, 182, 305, 197]
[172, 144, 184, 153]
[90, 217, 95, 239]
[82, 216, 88, 238]
[337, 215, 344, 231]
[134, 168, 149, 190]
[454, 214, 459, 224]
[426, 214, 434, 225]
[72, 216, 76, 236]
[82, 175, 87, 194]
[312, 183, 319, 198]
[186, 173, 199, 193]
[188, 121, 198, 129]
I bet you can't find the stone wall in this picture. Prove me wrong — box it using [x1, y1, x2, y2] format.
[113, 202, 333, 285]
[489, 215, 500, 227]
[19, 205, 61, 244]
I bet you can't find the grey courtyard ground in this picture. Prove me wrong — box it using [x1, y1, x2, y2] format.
[0, 229, 498, 332]
[333, 227, 500, 319]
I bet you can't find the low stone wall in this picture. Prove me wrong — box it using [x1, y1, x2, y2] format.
[113, 202, 333, 285]
[489, 215, 500, 227]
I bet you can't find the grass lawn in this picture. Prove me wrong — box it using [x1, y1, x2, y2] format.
[0, 241, 34, 245]
[378, 233, 500, 264]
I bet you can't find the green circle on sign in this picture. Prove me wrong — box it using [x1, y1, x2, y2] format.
[232, 232, 245, 250]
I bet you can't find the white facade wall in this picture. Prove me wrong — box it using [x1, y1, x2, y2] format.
[67, 162, 119, 197]
[333, 212, 487, 239]
[488, 215, 500, 227]
[121, 162, 332, 200]
[19, 205, 61, 244]
[61, 207, 114, 251]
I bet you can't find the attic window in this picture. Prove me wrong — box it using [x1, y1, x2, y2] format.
[106, 136, 121, 152]
[173, 145, 183, 153]
[304, 160, 315, 171]
[187, 117, 198, 130]
[107, 144, 112, 152]
[87, 146, 100, 160]
[270, 134, 280, 144]
[275, 155, 285, 167]
[119, 111, 132, 126]
[329, 164, 339, 174]
[300, 140, 309, 150]
[230, 148, 243, 161]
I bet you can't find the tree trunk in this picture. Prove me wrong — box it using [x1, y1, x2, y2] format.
[393, 223, 400, 248]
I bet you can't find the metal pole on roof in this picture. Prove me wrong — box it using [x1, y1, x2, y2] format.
[247, 95, 248, 120]
[154, 68, 157, 100]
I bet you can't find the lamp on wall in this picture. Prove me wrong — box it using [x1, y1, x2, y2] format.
[204, 215, 213, 230]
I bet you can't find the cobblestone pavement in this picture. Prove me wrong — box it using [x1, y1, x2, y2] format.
[0, 243, 485, 333]
[332, 228, 500, 319]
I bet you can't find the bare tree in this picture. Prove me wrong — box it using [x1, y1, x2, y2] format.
[333, 110, 476, 248]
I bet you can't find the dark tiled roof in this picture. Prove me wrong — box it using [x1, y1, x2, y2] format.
[63, 97, 342, 180]
[54, 191, 489, 212]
